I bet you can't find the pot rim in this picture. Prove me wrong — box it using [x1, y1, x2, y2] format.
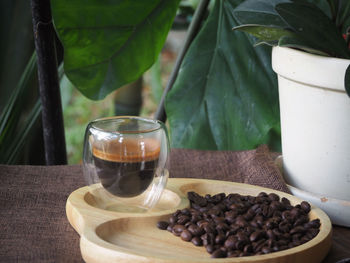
[272, 46, 350, 92]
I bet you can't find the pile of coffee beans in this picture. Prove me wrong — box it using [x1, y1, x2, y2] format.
[157, 191, 321, 258]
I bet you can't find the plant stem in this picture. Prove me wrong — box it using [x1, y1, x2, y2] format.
[155, 0, 211, 122]
[30, 0, 67, 165]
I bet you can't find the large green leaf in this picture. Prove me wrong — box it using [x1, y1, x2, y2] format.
[51, 0, 180, 100]
[0, 0, 34, 112]
[337, 0, 350, 32]
[278, 35, 331, 56]
[233, 0, 291, 28]
[165, 0, 280, 151]
[276, 2, 350, 58]
[0, 52, 42, 164]
[233, 24, 294, 43]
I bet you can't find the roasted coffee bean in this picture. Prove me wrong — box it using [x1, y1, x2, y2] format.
[188, 191, 207, 207]
[266, 238, 274, 248]
[184, 221, 192, 228]
[266, 229, 275, 240]
[208, 208, 221, 217]
[199, 207, 208, 213]
[215, 233, 226, 244]
[292, 233, 303, 242]
[208, 193, 221, 204]
[177, 215, 190, 225]
[213, 216, 225, 224]
[290, 208, 301, 220]
[169, 216, 177, 225]
[272, 228, 282, 237]
[265, 218, 277, 230]
[254, 239, 266, 252]
[211, 249, 226, 258]
[242, 212, 253, 221]
[235, 215, 248, 227]
[191, 236, 202, 246]
[281, 197, 291, 205]
[277, 239, 288, 246]
[270, 200, 283, 211]
[250, 231, 262, 242]
[308, 219, 321, 229]
[281, 210, 293, 222]
[279, 221, 291, 233]
[172, 224, 186, 236]
[250, 219, 259, 228]
[252, 239, 265, 250]
[245, 226, 254, 235]
[157, 191, 321, 259]
[294, 216, 308, 227]
[301, 236, 311, 243]
[273, 210, 282, 218]
[255, 215, 265, 227]
[201, 232, 215, 246]
[227, 250, 240, 257]
[281, 233, 291, 241]
[181, 208, 191, 216]
[166, 224, 173, 232]
[197, 220, 208, 228]
[272, 245, 280, 252]
[225, 229, 236, 237]
[251, 204, 260, 212]
[235, 239, 246, 250]
[216, 222, 229, 231]
[307, 228, 320, 238]
[236, 231, 247, 241]
[261, 246, 271, 254]
[191, 215, 202, 223]
[224, 236, 237, 249]
[180, 230, 192, 241]
[225, 212, 237, 224]
[205, 244, 215, 254]
[290, 226, 306, 235]
[203, 224, 216, 235]
[300, 201, 311, 213]
[188, 224, 204, 236]
[157, 221, 169, 230]
[244, 244, 253, 253]
[268, 193, 280, 202]
[258, 192, 268, 198]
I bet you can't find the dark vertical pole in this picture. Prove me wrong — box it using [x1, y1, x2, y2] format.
[154, 0, 211, 122]
[30, 0, 67, 165]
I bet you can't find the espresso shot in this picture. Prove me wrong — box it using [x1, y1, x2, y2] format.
[92, 138, 160, 197]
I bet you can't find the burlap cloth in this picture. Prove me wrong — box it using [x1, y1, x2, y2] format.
[0, 145, 288, 262]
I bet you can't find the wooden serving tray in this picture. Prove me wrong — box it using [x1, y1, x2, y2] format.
[66, 178, 332, 263]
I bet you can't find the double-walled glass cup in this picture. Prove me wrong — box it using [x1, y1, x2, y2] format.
[83, 116, 169, 212]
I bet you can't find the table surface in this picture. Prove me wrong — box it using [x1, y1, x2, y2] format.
[0, 148, 349, 262]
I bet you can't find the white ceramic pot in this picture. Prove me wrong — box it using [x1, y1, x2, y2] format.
[272, 47, 350, 218]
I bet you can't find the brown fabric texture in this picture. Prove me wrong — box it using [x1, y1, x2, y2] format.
[170, 145, 289, 193]
[0, 146, 288, 262]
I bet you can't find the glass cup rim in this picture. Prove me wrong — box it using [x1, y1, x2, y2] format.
[89, 115, 163, 134]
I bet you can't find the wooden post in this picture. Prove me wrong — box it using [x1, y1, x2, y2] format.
[30, 0, 67, 165]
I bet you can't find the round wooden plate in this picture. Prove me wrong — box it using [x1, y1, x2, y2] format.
[66, 178, 332, 263]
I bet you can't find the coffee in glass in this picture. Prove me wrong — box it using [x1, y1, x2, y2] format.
[83, 116, 169, 210]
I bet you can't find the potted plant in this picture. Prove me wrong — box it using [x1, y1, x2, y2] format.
[233, 0, 350, 226]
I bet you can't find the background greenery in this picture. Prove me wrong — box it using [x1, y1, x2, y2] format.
[0, 0, 45, 165]
[51, 0, 282, 156]
[2, 0, 349, 164]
